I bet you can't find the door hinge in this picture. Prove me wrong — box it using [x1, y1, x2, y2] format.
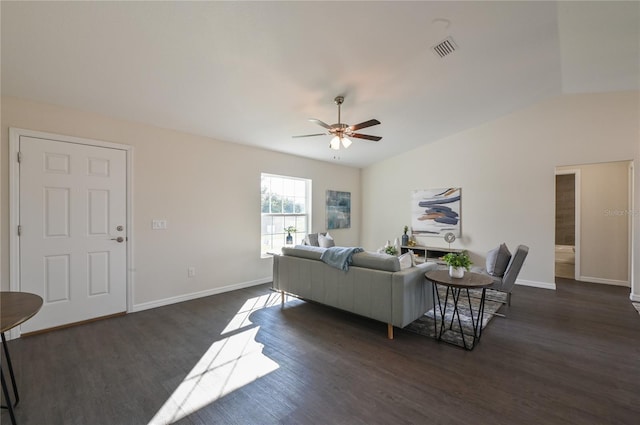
[17, 152, 23, 163]
[18, 225, 22, 236]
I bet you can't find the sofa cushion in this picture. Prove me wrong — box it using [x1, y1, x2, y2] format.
[351, 251, 401, 272]
[319, 232, 335, 248]
[282, 245, 327, 260]
[486, 243, 511, 277]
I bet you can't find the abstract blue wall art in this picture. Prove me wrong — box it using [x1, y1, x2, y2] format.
[326, 190, 351, 230]
[411, 188, 461, 237]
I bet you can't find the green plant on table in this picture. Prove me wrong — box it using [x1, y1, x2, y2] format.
[384, 245, 398, 256]
[442, 251, 472, 270]
[403, 225, 409, 235]
[284, 226, 297, 236]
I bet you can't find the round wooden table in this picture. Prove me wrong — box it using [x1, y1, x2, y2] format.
[1, 292, 43, 425]
[1, 292, 43, 333]
[425, 270, 493, 350]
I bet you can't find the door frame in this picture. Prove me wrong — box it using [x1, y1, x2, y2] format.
[555, 168, 581, 280]
[628, 162, 634, 290]
[9, 128, 134, 338]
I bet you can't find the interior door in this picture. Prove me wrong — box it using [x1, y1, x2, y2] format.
[18, 136, 127, 333]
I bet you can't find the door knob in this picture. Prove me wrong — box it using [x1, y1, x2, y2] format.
[111, 236, 125, 243]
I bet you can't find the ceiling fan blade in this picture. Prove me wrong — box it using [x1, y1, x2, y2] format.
[349, 119, 381, 131]
[292, 133, 326, 138]
[351, 133, 382, 142]
[308, 118, 332, 130]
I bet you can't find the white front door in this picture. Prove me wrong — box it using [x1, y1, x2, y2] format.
[18, 135, 127, 333]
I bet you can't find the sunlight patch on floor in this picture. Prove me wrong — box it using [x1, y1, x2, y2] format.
[148, 293, 281, 425]
[221, 293, 281, 335]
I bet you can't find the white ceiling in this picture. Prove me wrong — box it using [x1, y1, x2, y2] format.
[2, 1, 638, 168]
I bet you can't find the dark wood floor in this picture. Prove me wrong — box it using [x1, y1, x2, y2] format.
[2, 279, 639, 425]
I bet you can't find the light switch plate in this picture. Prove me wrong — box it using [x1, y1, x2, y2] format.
[152, 219, 167, 230]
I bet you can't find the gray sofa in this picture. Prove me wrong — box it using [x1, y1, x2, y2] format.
[272, 245, 438, 339]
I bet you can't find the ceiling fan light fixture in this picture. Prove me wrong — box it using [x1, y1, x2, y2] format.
[330, 136, 341, 150]
[293, 95, 381, 149]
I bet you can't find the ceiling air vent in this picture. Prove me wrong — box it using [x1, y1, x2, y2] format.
[431, 37, 457, 58]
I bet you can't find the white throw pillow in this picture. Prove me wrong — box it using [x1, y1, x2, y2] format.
[318, 232, 335, 248]
[398, 252, 413, 270]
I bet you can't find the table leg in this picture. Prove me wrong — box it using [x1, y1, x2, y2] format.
[432, 282, 439, 338]
[449, 288, 463, 331]
[476, 288, 487, 341]
[437, 286, 451, 341]
[1, 368, 17, 425]
[1, 332, 19, 407]
[465, 287, 488, 349]
[450, 288, 469, 350]
[465, 289, 477, 336]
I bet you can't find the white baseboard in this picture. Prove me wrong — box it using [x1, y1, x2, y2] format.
[629, 293, 640, 302]
[515, 279, 556, 290]
[131, 277, 272, 313]
[579, 276, 630, 287]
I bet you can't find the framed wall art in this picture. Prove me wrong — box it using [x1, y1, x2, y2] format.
[411, 188, 461, 237]
[326, 190, 351, 229]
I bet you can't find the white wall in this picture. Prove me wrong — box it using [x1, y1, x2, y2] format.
[362, 92, 640, 296]
[0, 96, 361, 310]
[3, 92, 639, 309]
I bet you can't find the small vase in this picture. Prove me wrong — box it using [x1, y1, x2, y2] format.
[286, 234, 293, 245]
[402, 234, 409, 246]
[449, 266, 465, 278]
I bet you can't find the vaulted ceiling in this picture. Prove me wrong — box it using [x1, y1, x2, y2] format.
[2, 1, 638, 167]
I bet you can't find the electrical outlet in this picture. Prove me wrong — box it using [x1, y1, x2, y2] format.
[188, 267, 196, 278]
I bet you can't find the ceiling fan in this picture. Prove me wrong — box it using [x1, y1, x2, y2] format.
[293, 96, 382, 150]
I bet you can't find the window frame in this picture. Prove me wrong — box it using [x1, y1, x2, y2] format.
[260, 173, 312, 258]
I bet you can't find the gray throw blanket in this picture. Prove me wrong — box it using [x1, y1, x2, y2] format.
[320, 246, 364, 271]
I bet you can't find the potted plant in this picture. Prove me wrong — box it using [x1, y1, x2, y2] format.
[402, 225, 409, 246]
[384, 245, 398, 256]
[284, 226, 296, 245]
[442, 251, 472, 278]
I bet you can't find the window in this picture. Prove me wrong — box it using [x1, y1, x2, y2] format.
[261, 173, 311, 257]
